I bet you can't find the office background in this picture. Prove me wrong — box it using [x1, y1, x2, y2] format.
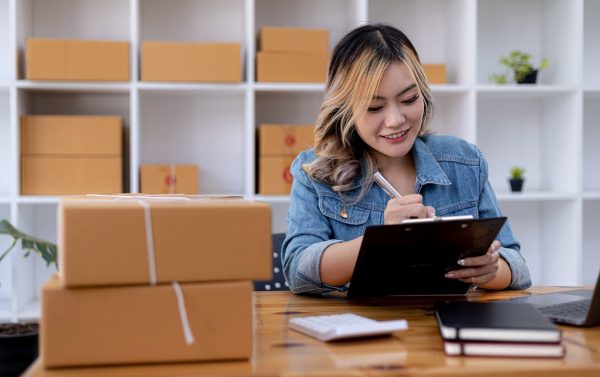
[0, 0, 599, 322]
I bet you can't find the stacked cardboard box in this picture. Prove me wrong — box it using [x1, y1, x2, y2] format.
[141, 41, 241, 83]
[422, 64, 447, 84]
[20, 115, 123, 195]
[256, 26, 329, 83]
[26, 38, 130, 81]
[258, 123, 314, 194]
[140, 164, 199, 194]
[41, 195, 271, 367]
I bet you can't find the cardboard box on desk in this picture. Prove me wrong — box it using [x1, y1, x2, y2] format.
[258, 156, 295, 195]
[141, 42, 241, 82]
[258, 124, 314, 156]
[26, 38, 130, 81]
[259, 26, 328, 52]
[59, 195, 272, 287]
[41, 275, 253, 367]
[140, 164, 199, 194]
[256, 51, 329, 83]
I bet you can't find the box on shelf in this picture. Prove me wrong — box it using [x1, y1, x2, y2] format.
[59, 195, 272, 287]
[259, 26, 328, 53]
[141, 42, 241, 83]
[256, 51, 328, 83]
[258, 124, 314, 156]
[258, 156, 295, 195]
[26, 38, 130, 81]
[422, 64, 447, 84]
[140, 164, 199, 194]
[21, 157, 122, 195]
[20, 115, 123, 195]
[41, 276, 253, 367]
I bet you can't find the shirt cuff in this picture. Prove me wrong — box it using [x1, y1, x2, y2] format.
[297, 239, 346, 291]
[498, 247, 532, 290]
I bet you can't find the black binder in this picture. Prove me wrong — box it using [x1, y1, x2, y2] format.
[347, 216, 507, 297]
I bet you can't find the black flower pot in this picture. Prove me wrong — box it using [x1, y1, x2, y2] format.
[509, 178, 525, 192]
[517, 70, 538, 84]
[0, 323, 39, 377]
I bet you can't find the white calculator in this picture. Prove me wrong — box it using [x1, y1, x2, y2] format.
[288, 313, 408, 342]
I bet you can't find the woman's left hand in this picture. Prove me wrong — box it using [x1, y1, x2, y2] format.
[445, 240, 502, 286]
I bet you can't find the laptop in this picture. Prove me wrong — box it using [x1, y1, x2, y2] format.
[510, 270, 600, 326]
[347, 216, 507, 298]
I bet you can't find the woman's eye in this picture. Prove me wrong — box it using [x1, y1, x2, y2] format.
[402, 94, 420, 104]
[367, 106, 383, 113]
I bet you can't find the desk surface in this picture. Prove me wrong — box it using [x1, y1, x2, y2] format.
[25, 286, 600, 377]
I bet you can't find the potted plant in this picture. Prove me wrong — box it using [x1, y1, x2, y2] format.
[509, 166, 526, 193]
[0, 219, 57, 377]
[490, 50, 549, 84]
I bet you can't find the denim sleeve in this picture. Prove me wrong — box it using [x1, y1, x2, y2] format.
[477, 148, 532, 290]
[281, 156, 348, 295]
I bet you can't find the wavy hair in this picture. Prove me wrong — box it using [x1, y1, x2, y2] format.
[305, 24, 434, 200]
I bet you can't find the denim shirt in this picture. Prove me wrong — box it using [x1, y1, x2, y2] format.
[282, 135, 532, 295]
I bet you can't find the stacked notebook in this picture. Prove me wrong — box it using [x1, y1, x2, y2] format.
[435, 302, 565, 358]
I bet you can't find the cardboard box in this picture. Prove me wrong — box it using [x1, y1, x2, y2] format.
[26, 38, 130, 81]
[21, 115, 122, 155]
[41, 276, 253, 367]
[256, 51, 328, 83]
[258, 156, 295, 195]
[259, 26, 328, 52]
[21, 156, 122, 195]
[59, 195, 272, 287]
[258, 124, 314, 156]
[423, 64, 447, 84]
[142, 42, 241, 83]
[140, 164, 199, 194]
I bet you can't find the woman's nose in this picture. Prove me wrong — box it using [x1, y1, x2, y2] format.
[384, 105, 405, 128]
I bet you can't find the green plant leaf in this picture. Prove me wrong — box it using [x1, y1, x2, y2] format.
[0, 219, 58, 268]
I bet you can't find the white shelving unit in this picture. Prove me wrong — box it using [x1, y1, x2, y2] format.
[0, 0, 598, 321]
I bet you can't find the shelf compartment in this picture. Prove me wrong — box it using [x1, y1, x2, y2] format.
[430, 91, 474, 142]
[584, 0, 600, 88]
[369, 0, 474, 85]
[255, 0, 362, 52]
[584, 94, 600, 191]
[139, 91, 246, 195]
[12, 203, 58, 319]
[583, 201, 600, 285]
[16, 81, 130, 93]
[253, 83, 325, 93]
[0, 0, 9, 81]
[137, 82, 247, 94]
[500, 200, 580, 286]
[16, 0, 131, 80]
[477, 0, 579, 86]
[0, 91, 11, 196]
[477, 93, 579, 194]
[496, 192, 577, 202]
[0, 204, 13, 309]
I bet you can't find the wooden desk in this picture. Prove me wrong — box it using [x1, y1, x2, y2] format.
[24, 286, 600, 377]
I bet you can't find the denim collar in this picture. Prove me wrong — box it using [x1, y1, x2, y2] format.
[412, 137, 452, 191]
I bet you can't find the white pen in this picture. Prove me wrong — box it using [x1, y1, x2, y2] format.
[373, 171, 402, 199]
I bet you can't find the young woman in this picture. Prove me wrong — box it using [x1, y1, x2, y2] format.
[282, 24, 531, 295]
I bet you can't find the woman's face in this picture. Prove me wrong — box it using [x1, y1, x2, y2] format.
[354, 62, 424, 167]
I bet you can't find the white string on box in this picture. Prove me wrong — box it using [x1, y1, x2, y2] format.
[172, 281, 196, 345]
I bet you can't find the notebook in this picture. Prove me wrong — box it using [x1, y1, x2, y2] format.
[509, 269, 600, 326]
[435, 302, 562, 343]
[347, 216, 506, 297]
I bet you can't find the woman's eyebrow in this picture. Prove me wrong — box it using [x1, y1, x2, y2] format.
[372, 83, 417, 100]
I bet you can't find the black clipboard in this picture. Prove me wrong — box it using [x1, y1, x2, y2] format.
[347, 216, 507, 297]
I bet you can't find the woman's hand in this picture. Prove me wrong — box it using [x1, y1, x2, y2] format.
[383, 194, 436, 224]
[445, 240, 510, 289]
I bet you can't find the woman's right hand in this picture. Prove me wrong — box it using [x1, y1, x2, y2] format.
[383, 194, 436, 224]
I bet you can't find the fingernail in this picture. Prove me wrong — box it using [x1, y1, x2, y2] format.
[445, 272, 454, 278]
[457, 259, 466, 266]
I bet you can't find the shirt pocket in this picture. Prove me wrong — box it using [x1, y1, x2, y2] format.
[318, 195, 370, 238]
[435, 200, 478, 218]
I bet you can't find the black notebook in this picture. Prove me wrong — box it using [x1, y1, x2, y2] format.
[435, 302, 561, 343]
[347, 216, 506, 297]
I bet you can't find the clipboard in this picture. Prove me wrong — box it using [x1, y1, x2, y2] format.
[347, 216, 507, 298]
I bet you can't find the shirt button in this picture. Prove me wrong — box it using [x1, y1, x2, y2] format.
[340, 208, 349, 219]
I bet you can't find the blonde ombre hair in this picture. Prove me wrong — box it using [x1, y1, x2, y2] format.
[306, 24, 433, 200]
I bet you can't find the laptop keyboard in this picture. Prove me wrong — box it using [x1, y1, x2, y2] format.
[537, 299, 590, 321]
